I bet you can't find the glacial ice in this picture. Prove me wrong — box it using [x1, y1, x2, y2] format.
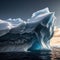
[0, 7, 55, 52]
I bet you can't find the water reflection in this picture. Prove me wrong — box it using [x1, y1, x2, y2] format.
[0, 48, 60, 60]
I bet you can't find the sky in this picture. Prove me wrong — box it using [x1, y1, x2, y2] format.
[0, 0, 60, 27]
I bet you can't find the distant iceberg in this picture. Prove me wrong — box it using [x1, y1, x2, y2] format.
[0, 7, 55, 52]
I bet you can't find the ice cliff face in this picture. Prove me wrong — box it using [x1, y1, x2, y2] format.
[0, 8, 55, 52]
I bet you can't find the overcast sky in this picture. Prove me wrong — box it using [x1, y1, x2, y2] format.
[0, 0, 60, 27]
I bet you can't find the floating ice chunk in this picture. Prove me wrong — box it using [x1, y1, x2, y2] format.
[0, 7, 56, 52]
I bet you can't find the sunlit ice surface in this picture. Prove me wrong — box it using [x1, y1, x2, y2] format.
[0, 7, 56, 52]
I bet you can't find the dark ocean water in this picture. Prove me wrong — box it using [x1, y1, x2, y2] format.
[0, 50, 60, 60]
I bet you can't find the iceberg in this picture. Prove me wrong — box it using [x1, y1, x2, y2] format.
[0, 7, 55, 52]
